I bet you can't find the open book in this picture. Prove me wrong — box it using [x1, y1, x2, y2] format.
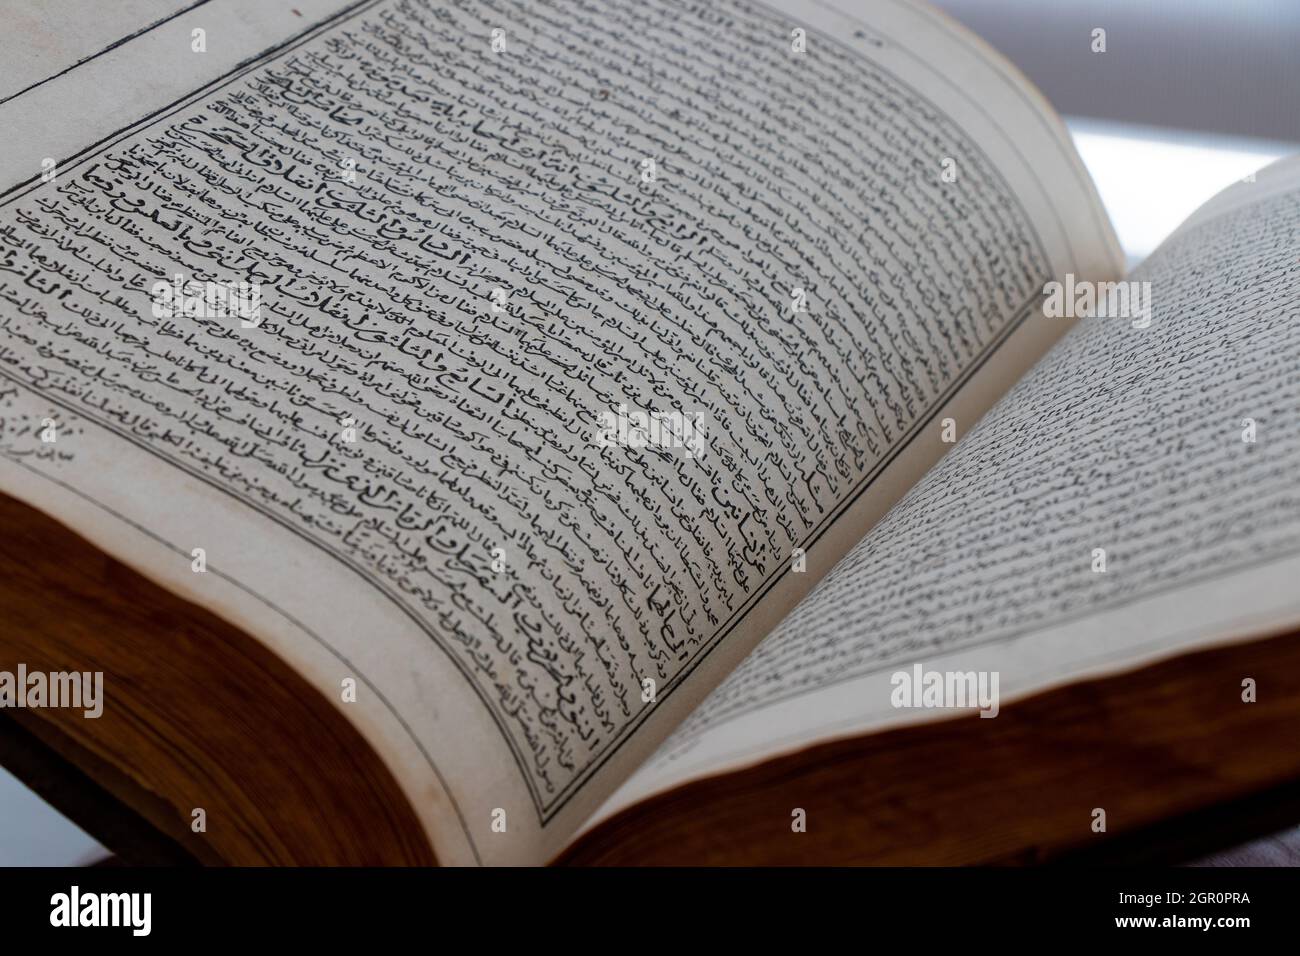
[2, 0, 1298, 866]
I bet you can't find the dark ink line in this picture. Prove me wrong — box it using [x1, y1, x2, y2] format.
[0, 0, 217, 107]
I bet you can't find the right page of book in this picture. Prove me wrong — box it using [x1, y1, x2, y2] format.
[597, 153, 1300, 817]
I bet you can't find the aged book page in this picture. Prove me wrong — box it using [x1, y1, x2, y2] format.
[0, 0, 1117, 864]
[599, 154, 1300, 823]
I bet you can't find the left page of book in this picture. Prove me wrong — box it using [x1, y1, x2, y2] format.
[0, 0, 1118, 864]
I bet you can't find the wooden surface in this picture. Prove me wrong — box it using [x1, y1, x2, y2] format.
[562, 627, 1300, 865]
[0, 491, 437, 865]
[0, 713, 195, 865]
